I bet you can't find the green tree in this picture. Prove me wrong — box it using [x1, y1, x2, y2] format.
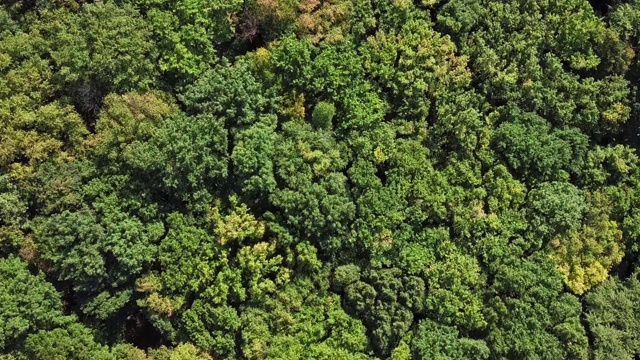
[311, 101, 336, 129]
[527, 181, 586, 245]
[0, 256, 70, 352]
[147, 343, 213, 360]
[585, 272, 640, 360]
[36, 2, 157, 113]
[126, 0, 242, 82]
[136, 199, 285, 358]
[241, 270, 372, 360]
[492, 110, 589, 184]
[361, 12, 470, 124]
[410, 319, 489, 360]
[335, 267, 425, 357]
[438, 0, 632, 138]
[23, 323, 112, 360]
[31, 182, 165, 321]
[270, 119, 354, 259]
[485, 253, 588, 360]
[90, 92, 176, 167]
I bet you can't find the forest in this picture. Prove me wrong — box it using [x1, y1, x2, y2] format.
[2, 0, 640, 358]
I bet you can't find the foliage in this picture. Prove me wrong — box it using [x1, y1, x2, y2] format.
[3, 0, 640, 358]
[0, 256, 70, 352]
[311, 101, 335, 129]
[585, 271, 640, 360]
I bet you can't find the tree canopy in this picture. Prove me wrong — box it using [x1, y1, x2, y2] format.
[3, 0, 640, 358]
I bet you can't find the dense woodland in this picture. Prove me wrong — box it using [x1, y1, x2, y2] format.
[4, 0, 640, 358]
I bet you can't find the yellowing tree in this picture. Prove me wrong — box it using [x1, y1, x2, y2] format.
[550, 192, 624, 295]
